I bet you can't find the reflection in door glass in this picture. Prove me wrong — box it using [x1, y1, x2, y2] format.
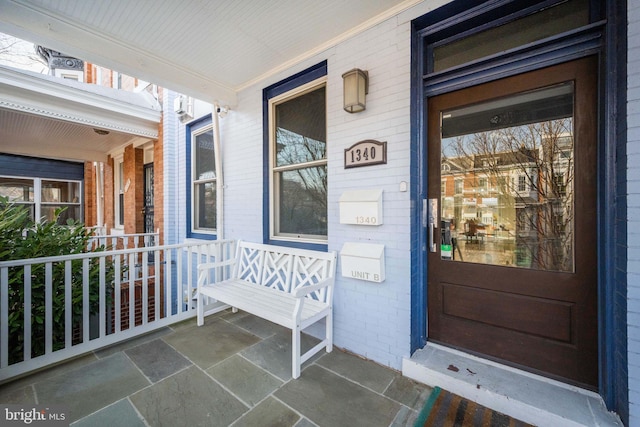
[440, 83, 574, 272]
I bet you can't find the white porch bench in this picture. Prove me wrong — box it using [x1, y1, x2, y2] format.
[196, 241, 337, 378]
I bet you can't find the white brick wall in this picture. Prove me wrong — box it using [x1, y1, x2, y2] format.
[630, 0, 640, 423]
[201, 6, 429, 370]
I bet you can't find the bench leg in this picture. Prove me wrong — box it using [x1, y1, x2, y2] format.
[326, 311, 333, 353]
[232, 307, 238, 313]
[292, 327, 301, 379]
[197, 293, 204, 326]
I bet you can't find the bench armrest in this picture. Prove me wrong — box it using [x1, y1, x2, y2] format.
[292, 277, 334, 299]
[197, 259, 236, 288]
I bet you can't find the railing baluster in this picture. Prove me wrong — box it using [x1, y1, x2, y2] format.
[99, 256, 106, 338]
[82, 258, 90, 343]
[165, 249, 172, 317]
[24, 265, 31, 362]
[65, 261, 72, 349]
[45, 262, 53, 355]
[154, 248, 160, 321]
[115, 255, 121, 333]
[142, 251, 148, 325]
[177, 248, 183, 314]
[129, 252, 135, 329]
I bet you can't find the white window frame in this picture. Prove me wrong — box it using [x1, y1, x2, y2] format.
[268, 77, 327, 244]
[0, 175, 82, 223]
[191, 124, 216, 235]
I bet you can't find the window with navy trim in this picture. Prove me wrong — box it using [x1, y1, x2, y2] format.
[186, 116, 217, 239]
[264, 62, 327, 248]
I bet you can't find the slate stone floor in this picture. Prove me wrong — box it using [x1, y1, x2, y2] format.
[0, 309, 432, 426]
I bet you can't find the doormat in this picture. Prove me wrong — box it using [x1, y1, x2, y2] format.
[414, 387, 535, 427]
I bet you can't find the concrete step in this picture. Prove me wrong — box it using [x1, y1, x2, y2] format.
[402, 343, 623, 427]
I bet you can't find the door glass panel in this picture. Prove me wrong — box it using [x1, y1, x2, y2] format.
[432, 0, 589, 73]
[440, 83, 574, 272]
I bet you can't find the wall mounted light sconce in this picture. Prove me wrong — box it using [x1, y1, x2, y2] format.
[342, 68, 368, 113]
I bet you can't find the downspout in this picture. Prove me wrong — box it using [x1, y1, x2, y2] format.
[212, 105, 224, 240]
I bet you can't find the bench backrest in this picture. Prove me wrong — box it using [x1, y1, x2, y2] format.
[234, 241, 337, 304]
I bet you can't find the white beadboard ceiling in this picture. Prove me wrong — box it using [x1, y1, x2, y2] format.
[0, 0, 423, 162]
[0, 0, 423, 105]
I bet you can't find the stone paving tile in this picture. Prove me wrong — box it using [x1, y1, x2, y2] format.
[231, 397, 300, 427]
[390, 406, 420, 427]
[383, 375, 432, 408]
[227, 311, 289, 339]
[0, 353, 98, 395]
[207, 355, 282, 406]
[95, 327, 173, 359]
[125, 339, 192, 383]
[315, 349, 396, 393]
[71, 399, 146, 427]
[0, 384, 36, 404]
[274, 365, 401, 427]
[163, 317, 260, 369]
[241, 330, 321, 381]
[130, 365, 248, 427]
[293, 418, 318, 427]
[35, 353, 149, 423]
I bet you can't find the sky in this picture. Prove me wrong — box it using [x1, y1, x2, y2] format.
[0, 33, 49, 73]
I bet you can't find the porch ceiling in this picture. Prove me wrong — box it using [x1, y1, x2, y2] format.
[0, 0, 422, 106]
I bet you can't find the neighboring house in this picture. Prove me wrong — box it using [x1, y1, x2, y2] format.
[1, 0, 638, 425]
[0, 50, 164, 242]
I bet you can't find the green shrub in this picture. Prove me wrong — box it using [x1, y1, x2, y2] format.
[0, 196, 113, 364]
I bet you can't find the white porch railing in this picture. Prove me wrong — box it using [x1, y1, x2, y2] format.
[0, 239, 237, 382]
[87, 229, 160, 251]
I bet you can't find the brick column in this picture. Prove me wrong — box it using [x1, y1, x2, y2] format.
[124, 145, 144, 234]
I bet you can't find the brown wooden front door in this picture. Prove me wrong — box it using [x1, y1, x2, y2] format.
[427, 57, 598, 388]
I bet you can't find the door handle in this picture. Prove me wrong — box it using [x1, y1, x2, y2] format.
[427, 198, 438, 252]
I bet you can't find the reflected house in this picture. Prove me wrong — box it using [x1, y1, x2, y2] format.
[442, 133, 574, 271]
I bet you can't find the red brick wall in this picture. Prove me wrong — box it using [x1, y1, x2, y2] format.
[124, 145, 144, 234]
[83, 162, 96, 227]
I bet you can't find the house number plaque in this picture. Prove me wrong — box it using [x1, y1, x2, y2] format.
[344, 140, 387, 168]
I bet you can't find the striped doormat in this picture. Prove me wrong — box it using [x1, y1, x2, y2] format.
[414, 387, 535, 427]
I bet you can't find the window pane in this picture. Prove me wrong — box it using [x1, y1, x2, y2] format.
[0, 178, 33, 202]
[195, 129, 215, 180]
[275, 87, 326, 167]
[42, 205, 81, 224]
[194, 181, 216, 230]
[441, 83, 574, 272]
[278, 166, 327, 236]
[42, 181, 80, 203]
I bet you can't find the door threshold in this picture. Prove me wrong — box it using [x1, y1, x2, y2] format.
[402, 343, 622, 427]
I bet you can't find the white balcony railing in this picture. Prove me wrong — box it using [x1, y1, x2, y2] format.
[0, 238, 237, 382]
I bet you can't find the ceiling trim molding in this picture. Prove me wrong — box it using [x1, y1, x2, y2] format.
[0, 66, 160, 137]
